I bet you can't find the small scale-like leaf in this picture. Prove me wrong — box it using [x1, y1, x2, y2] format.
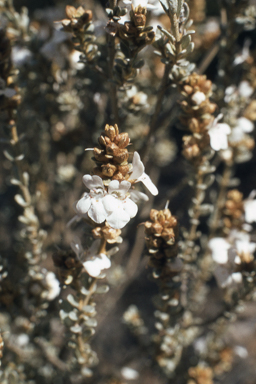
[70, 324, 82, 333]
[67, 294, 79, 308]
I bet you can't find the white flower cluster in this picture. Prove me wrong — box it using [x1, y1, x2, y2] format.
[207, 114, 231, 152]
[75, 151, 157, 230]
[209, 193, 256, 288]
[209, 232, 256, 288]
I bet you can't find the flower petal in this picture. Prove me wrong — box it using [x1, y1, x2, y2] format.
[76, 193, 91, 215]
[88, 198, 108, 223]
[208, 238, 230, 264]
[103, 194, 119, 213]
[122, 198, 138, 218]
[237, 117, 254, 133]
[130, 151, 144, 180]
[99, 253, 111, 269]
[83, 258, 102, 277]
[130, 190, 149, 203]
[138, 173, 158, 196]
[107, 208, 131, 229]
[83, 174, 104, 190]
[244, 199, 256, 223]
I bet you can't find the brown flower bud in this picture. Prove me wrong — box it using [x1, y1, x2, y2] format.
[161, 228, 175, 242]
[92, 227, 102, 239]
[106, 142, 120, 156]
[117, 164, 130, 175]
[150, 209, 159, 222]
[105, 124, 118, 141]
[94, 147, 107, 162]
[151, 222, 163, 235]
[101, 163, 117, 177]
[188, 118, 200, 133]
[183, 85, 193, 95]
[113, 149, 129, 164]
[133, 14, 147, 27]
[112, 172, 125, 181]
[115, 132, 130, 148]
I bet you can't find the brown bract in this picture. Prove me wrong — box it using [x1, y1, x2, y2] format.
[61, 5, 92, 32]
[188, 365, 213, 384]
[92, 223, 121, 244]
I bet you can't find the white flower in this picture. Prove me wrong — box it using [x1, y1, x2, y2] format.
[76, 175, 108, 224]
[207, 114, 231, 151]
[214, 266, 242, 288]
[209, 236, 242, 288]
[123, 0, 157, 9]
[229, 117, 254, 145]
[191, 91, 206, 106]
[208, 238, 230, 264]
[238, 80, 253, 99]
[244, 190, 256, 223]
[235, 232, 256, 262]
[129, 151, 158, 195]
[83, 240, 111, 277]
[45, 272, 61, 301]
[121, 367, 139, 380]
[233, 41, 250, 66]
[236, 117, 254, 133]
[104, 180, 138, 229]
[126, 86, 148, 106]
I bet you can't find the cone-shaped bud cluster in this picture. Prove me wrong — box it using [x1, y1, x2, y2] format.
[61, 6, 93, 32]
[93, 124, 131, 181]
[130, 5, 147, 27]
[92, 222, 122, 244]
[180, 73, 217, 163]
[223, 189, 244, 230]
[144, 208, 179, 265]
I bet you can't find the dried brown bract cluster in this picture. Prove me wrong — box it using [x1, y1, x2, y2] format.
[188, 365, 213, 384]
[107, 5, 155, 48]
[93, 124, 131, 181]
[92, 223, 122, 244]
[61, 6, 93, 32]
[144, 208, 179, 275]
[222, 189, 244, 231]
[180, 73, 217, 163]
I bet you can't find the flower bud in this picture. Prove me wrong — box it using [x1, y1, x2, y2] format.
[115, 133, 130, 148]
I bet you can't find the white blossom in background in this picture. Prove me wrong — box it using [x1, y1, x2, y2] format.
[234, 231, 256, 263]
[83, 240, 111, 277]
[45, 272, 61, 301]
[208, 238, 230, 264]
[224, 81, 253, 103]
[238, 80, 254, 99]
[209, 236, 242, 288]
[244, 190, 256, 223]
[121, 367, 139, 380]
[233, 40, 250, 66]
[191, 91, 206, 106]
[207, 114, 231, 151]
[228, 117, 254, 146]
[129, 151, 158, 195]
[126, 86, 148, 108]
[123, 0, 156, 9]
